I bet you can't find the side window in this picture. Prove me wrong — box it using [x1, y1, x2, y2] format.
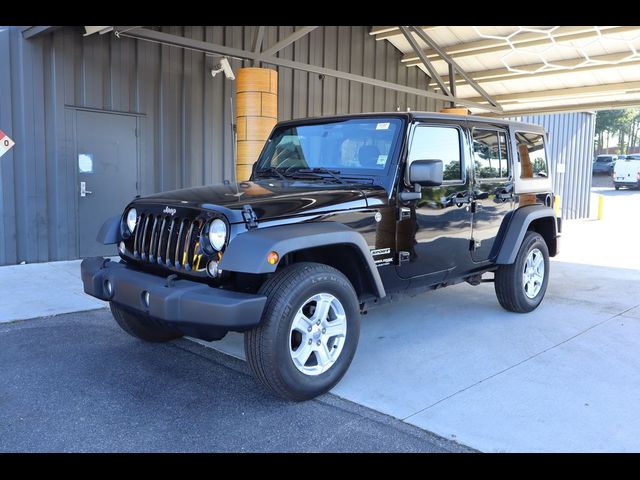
[408, 126, 462, 181]
[515, 131, 548, 178]
[472, 129, 509, 179]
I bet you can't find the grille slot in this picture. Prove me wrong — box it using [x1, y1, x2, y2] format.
[132, 212, 206, 271]
[140, 215, 152, 261]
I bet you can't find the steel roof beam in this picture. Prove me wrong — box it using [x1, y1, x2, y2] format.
[115, 27, 503, 113]
[467, 80, 640, 104]
[371, 26, 436, 41]
[428, 52, 640, 87]
[261, 26, 318, 57]
[408, 26, 501, 109]
[399, 26, 452, 96]
[22, 26, 60, 39]
[481, 99, 640, 117]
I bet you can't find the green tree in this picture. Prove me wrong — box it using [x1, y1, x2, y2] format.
[595, 108, 640, 154]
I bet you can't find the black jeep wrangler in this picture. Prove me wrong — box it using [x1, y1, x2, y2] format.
[81, 112, 560, 401]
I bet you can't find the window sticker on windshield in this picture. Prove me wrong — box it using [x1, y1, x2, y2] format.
[376, 122, 390, 130]
[377, 154, 387, 165]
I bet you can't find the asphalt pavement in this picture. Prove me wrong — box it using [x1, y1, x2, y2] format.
[0, 309, 470, 453]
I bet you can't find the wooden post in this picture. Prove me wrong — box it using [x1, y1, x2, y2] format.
[235, 67, 278, 181]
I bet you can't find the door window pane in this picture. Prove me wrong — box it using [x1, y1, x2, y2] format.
[409, 126, 461, 181]
[473, 129, 509, 179]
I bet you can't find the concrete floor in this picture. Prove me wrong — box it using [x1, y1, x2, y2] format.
[1, 176, 639, 452]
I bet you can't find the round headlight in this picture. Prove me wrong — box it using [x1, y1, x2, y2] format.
[126, 208, 138, 233]
[208, 219, 227, 251]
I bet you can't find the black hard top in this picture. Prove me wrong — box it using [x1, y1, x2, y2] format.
[276, 111, 546, 135]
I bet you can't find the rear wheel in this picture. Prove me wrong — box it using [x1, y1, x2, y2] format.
[109, 302, 183, 342]
[615, 185, 620, 190]
[245, 262, 360, 401]
[494, 231, 550, 313]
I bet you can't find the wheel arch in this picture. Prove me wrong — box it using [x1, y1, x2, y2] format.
[495, 205, 558, 264]
[219, 221, 386, 299]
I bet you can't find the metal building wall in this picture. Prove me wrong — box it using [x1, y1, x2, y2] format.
[0, 26, 442, 265]
[508, 112, 595, 220]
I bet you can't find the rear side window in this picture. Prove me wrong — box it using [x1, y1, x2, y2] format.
[408, 126, 462, 181]
[515, 132, 548, 178]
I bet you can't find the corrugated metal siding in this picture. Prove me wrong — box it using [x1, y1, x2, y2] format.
[508, 112, 595, 220]
[0, 26, 443, 265]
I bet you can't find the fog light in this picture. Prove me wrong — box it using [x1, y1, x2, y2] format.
[267, 251, 279, 265]
[142, 291, 150, 308]
[207, 260, 219, 278]
[104, 279, 113, 298]
[118, 241, 126, 254]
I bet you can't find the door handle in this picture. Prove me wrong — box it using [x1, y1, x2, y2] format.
[453, 192, 471, 206]
[80, 181, 93, 197]
[496, 189, 513, 201]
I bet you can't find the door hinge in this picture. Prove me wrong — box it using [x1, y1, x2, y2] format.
[242, 204, 258, 229]
[470, 239, 481, 251]
[397, 207, 411, 222]
[398, 251, 410, 264]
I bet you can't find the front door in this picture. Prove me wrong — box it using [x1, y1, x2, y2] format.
[395, 122, 473, 282]
[470, 126, 514, 262]
[77, 110, 139, 257]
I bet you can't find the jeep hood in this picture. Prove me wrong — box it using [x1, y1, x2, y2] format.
[136, 179, 388, 223]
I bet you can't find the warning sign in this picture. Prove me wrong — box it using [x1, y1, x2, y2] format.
[0, 130, 15, 158]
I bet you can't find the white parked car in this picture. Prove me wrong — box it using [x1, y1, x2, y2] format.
[613, 154, 640, 190]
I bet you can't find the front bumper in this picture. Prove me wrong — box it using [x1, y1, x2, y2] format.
[81, 257, 267, 341]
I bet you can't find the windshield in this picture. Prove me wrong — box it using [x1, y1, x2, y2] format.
[254, 117, 404, 176]
[596, 156, 613, 162]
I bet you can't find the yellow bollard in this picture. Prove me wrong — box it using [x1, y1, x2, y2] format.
[554, 194, 561, 218]
[597, 194, 604, 220]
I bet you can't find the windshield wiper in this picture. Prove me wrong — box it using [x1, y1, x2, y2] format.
[255, 167, 288, 182]
[297, 167, 346, 184]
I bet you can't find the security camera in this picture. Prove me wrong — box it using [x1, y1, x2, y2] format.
[211, 58, 235, 80]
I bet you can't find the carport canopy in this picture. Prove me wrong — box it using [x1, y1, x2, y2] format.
[372, 26, 640, 116]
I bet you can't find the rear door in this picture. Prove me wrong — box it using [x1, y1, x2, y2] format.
[470, 125, 514, 263]
[614, 158, 640, 183]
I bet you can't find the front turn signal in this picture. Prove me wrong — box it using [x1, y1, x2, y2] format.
[267, 251, 279, 265]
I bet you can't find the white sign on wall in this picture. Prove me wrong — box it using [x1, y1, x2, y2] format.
[0, 130, 15, 158]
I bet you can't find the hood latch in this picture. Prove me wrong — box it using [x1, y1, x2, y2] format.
[242, 204, 258, 229]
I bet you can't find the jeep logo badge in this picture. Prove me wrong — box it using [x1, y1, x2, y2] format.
[163, 206, 177, 216]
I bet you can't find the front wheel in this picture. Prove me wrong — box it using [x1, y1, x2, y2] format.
[245, 262, 361, 401]
[494, 231, 550, 313]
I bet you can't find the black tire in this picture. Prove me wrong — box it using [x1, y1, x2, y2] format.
[615, 185, 620, 191]
[494, 231, 550, 313]
[244, 262, 361, 401]
[109, 302, 183, 342]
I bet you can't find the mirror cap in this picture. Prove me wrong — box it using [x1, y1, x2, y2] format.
[409, 159, 443, 187]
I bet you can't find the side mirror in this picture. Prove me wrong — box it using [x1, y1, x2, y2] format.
[409, 159, 443, 187]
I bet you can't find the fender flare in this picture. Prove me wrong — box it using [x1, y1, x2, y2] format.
[496, 205, 557, 264]
[219, 221, 386, 298]
[96, 215, 122, 245]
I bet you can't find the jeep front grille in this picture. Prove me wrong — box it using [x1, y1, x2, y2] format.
[133, 212, 204, 271]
